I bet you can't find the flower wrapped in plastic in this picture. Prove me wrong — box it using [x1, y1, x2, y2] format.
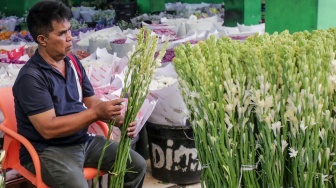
[148, 63, 188, 126]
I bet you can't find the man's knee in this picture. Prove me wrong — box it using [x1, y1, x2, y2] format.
[52, 168, 89, 188]
[39, 163, 88, 188]
[137, 156, 147, 176]
[125, 150, 147, 186]
[131, 150, 147, 175]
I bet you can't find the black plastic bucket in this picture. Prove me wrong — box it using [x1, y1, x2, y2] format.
[146, 122, 201, 185]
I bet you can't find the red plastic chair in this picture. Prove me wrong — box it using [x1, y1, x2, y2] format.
[0, 87, 110, 187]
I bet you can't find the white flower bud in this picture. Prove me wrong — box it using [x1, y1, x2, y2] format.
[281, 140, 288, 153]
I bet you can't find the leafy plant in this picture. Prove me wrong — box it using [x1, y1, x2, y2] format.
[70, 18, 88, 30]
[92, 9, 116, 22]
[116, 20, 135, 30]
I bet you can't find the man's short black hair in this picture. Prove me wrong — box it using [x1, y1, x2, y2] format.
[27, 0, 72, 43]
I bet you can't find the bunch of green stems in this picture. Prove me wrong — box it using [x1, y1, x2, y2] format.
[285, 30, 334, 187]
[245, 32, 293, 187]
[94, 28, 166, 188]
[174, 29, 336, 187]
[175, 36, 258, 187]
[326, 28, 336, 187]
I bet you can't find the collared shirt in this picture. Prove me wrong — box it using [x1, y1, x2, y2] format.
[13, 50, 95, 165]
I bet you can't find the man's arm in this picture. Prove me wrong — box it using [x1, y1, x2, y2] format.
[81, 95, 139, 138]
[28, 98, 124, 140]
[82, 95, 103, 109]
[83, 95, 125, 125]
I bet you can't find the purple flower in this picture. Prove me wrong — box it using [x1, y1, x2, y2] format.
[112, 38, 127, 44]
[0, 58, 26, 64]
[9, 32, 34, 43]
[155, 49, 175, 63]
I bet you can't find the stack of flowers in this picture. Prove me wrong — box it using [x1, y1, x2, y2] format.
[9, 30, 34, 43]
[165, 2, 224, 19]
[70, 18, 88, 31]
[70, 19, 114, 38]
[173, 29, 336, 187]
[92, 9, 116, 26]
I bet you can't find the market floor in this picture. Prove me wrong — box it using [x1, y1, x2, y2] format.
[143, 172, 202, 188]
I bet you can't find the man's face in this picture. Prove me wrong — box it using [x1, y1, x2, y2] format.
[44, 19, 72, 59]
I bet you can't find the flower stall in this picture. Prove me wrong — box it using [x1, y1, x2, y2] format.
[0, 2, 264, 185]
[6, 1, 336, 188]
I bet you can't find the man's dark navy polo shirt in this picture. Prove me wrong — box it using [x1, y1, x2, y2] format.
[13, 50, 95, 165]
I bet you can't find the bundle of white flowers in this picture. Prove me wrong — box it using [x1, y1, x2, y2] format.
[149, 75, 177, 90]
[175, 36, 254, 187]
[173, 28, 336, 187]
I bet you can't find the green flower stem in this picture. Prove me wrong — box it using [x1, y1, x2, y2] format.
[92, 28, 166, 188]
[93, 119, 116, 188]
[108, 28, 166, 187]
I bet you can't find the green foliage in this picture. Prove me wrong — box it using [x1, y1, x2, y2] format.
[115, 20, 135, 30]
[92, 9, 116, 22]
[69, 18, 87, 30]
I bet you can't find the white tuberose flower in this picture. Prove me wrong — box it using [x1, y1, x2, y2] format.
[299, 120, 307, 134]
[270, 121, 281, 136]
[289, 147, 298, 158]
[281, 140, 288, 153]
[149, 75, 177, 90]
[319, 128, 326, 140]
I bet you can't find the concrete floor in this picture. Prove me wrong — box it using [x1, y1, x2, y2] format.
[143, 172, 202, 188]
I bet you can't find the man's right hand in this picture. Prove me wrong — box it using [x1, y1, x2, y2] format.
[94, 98, 125, 121]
